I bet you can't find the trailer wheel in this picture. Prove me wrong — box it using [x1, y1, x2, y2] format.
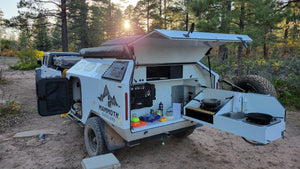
[84, 117, 106, 156]
[232, 75, 277, 97]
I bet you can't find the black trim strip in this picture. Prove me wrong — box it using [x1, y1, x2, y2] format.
[136, 62, 196, 67]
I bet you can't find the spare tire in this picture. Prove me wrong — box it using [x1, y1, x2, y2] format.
[232, 75, 277, 97]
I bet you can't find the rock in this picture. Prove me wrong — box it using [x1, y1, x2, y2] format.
[0, 99, 5, 106]
[13, 129, 58, 138]
[26, 138, 44, 146]
[62, 120, 72, 125]
[0, 135, 10, 143]
[26, 138, 37, 146]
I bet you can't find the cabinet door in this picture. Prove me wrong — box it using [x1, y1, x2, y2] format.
[36, 78, 71, 116]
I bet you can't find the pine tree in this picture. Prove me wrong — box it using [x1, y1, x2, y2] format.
[16, 0, 69, 51]
[18, 30, 32, 49]
[244, 0, 287, 58]
[33, 13, 52, 51]
[68, 0, 89, 50]
[124, 5, 145, 35]
[51, 19, 62, 51]
[88, 4, 105, 47]
[134, 0, 161, 32]
[190, 0, 232, 63]
[281, 0, 299, 55]
[105, 1, 125, 40]
[0, 10, 3, 37]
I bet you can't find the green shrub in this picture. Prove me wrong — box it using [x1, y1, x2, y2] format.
[10, 63, 40, 70]
[0, 99, 24, 130]
[272, 74, 300, 110]
[0, 99, 22, 117]
[201, 56, 300, 109]
[10, 48, 44, 70]
[0, 78, 9, 85]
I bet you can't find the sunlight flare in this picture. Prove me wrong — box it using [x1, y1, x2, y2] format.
[124, 20, 130, 29]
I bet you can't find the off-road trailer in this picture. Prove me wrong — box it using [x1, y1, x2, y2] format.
[36, 29, 285, 156]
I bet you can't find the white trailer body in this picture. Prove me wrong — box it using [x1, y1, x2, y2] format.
[36, 29, 285, 155]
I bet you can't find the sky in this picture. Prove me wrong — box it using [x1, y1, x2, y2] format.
[0, 0, 19, 19]
[0, 0, 138, 39]
[0, 0, 139, 19]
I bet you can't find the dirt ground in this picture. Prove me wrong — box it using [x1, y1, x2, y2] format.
[0, 57, 299, 169]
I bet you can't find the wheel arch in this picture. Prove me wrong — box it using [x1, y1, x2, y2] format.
[84, 111, 126, 153]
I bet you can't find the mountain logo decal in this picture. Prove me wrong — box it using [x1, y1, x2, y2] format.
[98, 85, 119, 108]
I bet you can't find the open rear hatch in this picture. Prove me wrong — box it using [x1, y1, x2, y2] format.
[183, 88, 285, 144]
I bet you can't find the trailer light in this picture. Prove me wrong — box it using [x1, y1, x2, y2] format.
[125, 92, 128, 121]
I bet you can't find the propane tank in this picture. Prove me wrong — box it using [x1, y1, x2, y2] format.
[159, 102, 163, 115]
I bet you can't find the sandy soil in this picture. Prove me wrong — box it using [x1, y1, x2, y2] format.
[0, 60, 299, 169]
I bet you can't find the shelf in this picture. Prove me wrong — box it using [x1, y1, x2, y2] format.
[131, 117, 184, 133]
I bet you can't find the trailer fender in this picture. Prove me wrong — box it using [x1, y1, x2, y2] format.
[98, 117, 126, 151]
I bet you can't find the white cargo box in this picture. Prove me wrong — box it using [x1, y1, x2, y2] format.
[81, 153, 121, 169]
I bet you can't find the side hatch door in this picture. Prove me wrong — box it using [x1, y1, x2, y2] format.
[36, 78, 72, 116]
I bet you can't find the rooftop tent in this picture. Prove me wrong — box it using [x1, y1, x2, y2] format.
[79, 36, 142, 59]
[79, 29, 252, 64]
[102, 35, 143, 46]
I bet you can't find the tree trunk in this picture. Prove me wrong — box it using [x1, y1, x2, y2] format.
[61, 0, 68, 52]
[237, 1, 245, 77]
[218, 45, 228, 63]
[108, 0, 114, 39]
[164, 0, 167, 29]
[80, 0, 89, 48]
[217, 1, 231, 63]
[246, 45, 250, 56]
[147, 0, 150, 32]
[223, 0, 231, 33]
[263, 43, 268, 59]
[283, 19, 289, 55]
[284, 20, 289, 40]
[159, 0, 162, 16]
[237, 43, 243, 77]
[251, 46, 257, 58]
[185, 13, 189, 31]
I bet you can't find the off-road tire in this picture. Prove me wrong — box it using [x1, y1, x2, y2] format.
[84, 117, 106, 156]
[173, 127, 195, 138]
[233, 75, 277, 97]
